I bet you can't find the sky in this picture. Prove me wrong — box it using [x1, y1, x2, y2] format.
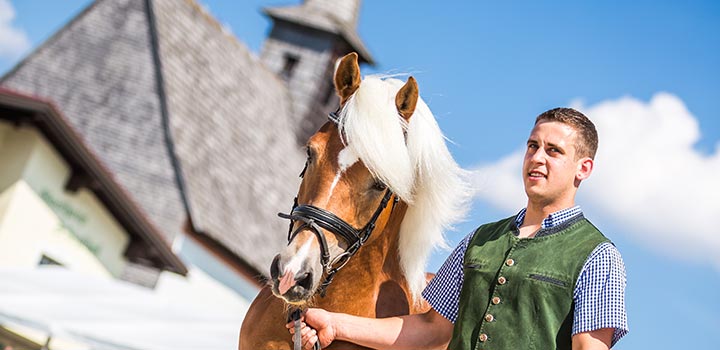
[1, 0, 718, 349]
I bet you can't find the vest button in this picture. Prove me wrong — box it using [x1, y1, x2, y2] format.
[498, 276, 507, 285]
[506, 258, 515, 266]
[484, 314, 494, 322]
[479, 333, 488, 342]
[492, 296, 501, 305]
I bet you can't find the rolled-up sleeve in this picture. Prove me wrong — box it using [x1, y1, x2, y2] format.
[422, 232, 473, 323]
[572, 242, 629, 347]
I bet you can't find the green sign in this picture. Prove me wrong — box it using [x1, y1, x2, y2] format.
[40, 189, 101, 256]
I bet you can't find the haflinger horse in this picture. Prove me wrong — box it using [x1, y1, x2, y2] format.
[239, 52, 470, 350]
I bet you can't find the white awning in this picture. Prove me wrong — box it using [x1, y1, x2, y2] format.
[0, 267, 246, 350]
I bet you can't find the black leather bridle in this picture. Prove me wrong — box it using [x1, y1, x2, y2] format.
[278, 111, 399, 297]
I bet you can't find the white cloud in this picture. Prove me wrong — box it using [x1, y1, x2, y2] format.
[470, 93, 720, 267]
[471, 150, 526, 213]
[0, 0, 30, 60]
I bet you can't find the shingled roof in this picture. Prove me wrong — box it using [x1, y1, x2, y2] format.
[1, 0, 304, 276]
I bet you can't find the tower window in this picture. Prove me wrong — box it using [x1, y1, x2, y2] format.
[281, 53, 300, 81]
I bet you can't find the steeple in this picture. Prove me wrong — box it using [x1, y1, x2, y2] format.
[261, 0, 374, 144]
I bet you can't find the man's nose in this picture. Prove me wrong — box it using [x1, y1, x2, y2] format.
[530, 148, 546, 163]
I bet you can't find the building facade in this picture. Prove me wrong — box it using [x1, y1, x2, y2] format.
[1, 0, 372, 313]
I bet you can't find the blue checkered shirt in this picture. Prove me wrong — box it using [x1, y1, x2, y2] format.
[423, 206, 628, 347]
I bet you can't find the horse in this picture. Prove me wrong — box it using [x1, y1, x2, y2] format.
[239, 52, 470, 350]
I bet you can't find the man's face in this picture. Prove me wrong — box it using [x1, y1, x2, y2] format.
[523, 121, 584, 206]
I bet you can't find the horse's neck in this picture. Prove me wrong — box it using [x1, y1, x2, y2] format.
[316, 203, 411, 316]
[348, 201, 407, 279]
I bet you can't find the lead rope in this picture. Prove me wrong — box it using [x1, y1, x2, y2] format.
[290, 308, 321, 350]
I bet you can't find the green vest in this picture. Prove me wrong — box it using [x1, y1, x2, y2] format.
[448, 214, 609, 350]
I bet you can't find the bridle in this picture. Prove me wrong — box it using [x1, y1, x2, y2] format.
[278, 188, 397, 296]
[278, 111, 399, 297]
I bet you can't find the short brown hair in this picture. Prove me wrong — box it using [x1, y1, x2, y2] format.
[535, 107, 598, 159]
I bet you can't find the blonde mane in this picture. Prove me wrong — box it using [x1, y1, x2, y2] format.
[337, 75, 471, 300]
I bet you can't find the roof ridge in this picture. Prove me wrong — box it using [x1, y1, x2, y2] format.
[145, 0, 196, 236]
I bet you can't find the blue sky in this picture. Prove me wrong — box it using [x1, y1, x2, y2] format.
[1, 1, 718, 349]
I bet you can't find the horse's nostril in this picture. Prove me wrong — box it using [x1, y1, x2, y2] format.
[296, 272, 313, 290]
[270, 255, 281, 280]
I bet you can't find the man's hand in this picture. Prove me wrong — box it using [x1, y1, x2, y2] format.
[286, 308, 336, 349]
[287, 307, 452, 350]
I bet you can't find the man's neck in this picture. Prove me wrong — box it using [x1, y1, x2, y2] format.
[518, 201, 575, 238]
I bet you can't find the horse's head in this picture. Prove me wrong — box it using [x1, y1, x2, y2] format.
[269, 53, 419, 304]
[270, 53, 470, 305]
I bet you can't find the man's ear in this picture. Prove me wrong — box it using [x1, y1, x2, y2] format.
[576, 157, 594, 183]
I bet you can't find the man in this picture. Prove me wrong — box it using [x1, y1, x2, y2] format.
[289, 108, 628, 349]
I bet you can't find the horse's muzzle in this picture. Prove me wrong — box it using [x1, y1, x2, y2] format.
[270, 254, 317, 303]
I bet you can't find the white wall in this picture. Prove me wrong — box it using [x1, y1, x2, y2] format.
[0, 121, 8, 147]
[0, 181, 110, 277]
[0, 125, 33, 192]
[0, 121, 130, 277]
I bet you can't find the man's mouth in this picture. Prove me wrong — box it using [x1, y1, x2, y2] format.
[528, 170, 546, 179]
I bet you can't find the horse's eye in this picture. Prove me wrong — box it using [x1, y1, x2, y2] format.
[300, 147, 313, 178]
[299, 161, 308, 178]
[373, 180, 387, 191]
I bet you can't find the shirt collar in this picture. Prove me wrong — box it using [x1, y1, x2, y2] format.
[515, 205, 583, 230]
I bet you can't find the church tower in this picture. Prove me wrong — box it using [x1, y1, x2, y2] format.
[261, 0, 374, 143]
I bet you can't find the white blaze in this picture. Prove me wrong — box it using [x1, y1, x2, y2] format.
[327, 147, 359, 199]
[284, 238, 314, 275]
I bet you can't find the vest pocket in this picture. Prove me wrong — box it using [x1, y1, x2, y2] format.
[463, 258, 488, 270]
[528, 273, 568, 287]
[464, 262, 482, 269]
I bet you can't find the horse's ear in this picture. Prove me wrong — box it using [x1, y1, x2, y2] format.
[334, 52, 361, 103]
[396, 76, 419, 122]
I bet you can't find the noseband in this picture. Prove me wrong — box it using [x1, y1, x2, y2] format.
[278, 188, 397, 296]
[277, 111, 399, 297]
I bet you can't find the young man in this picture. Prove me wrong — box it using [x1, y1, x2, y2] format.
[289, 108, 628, 350]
